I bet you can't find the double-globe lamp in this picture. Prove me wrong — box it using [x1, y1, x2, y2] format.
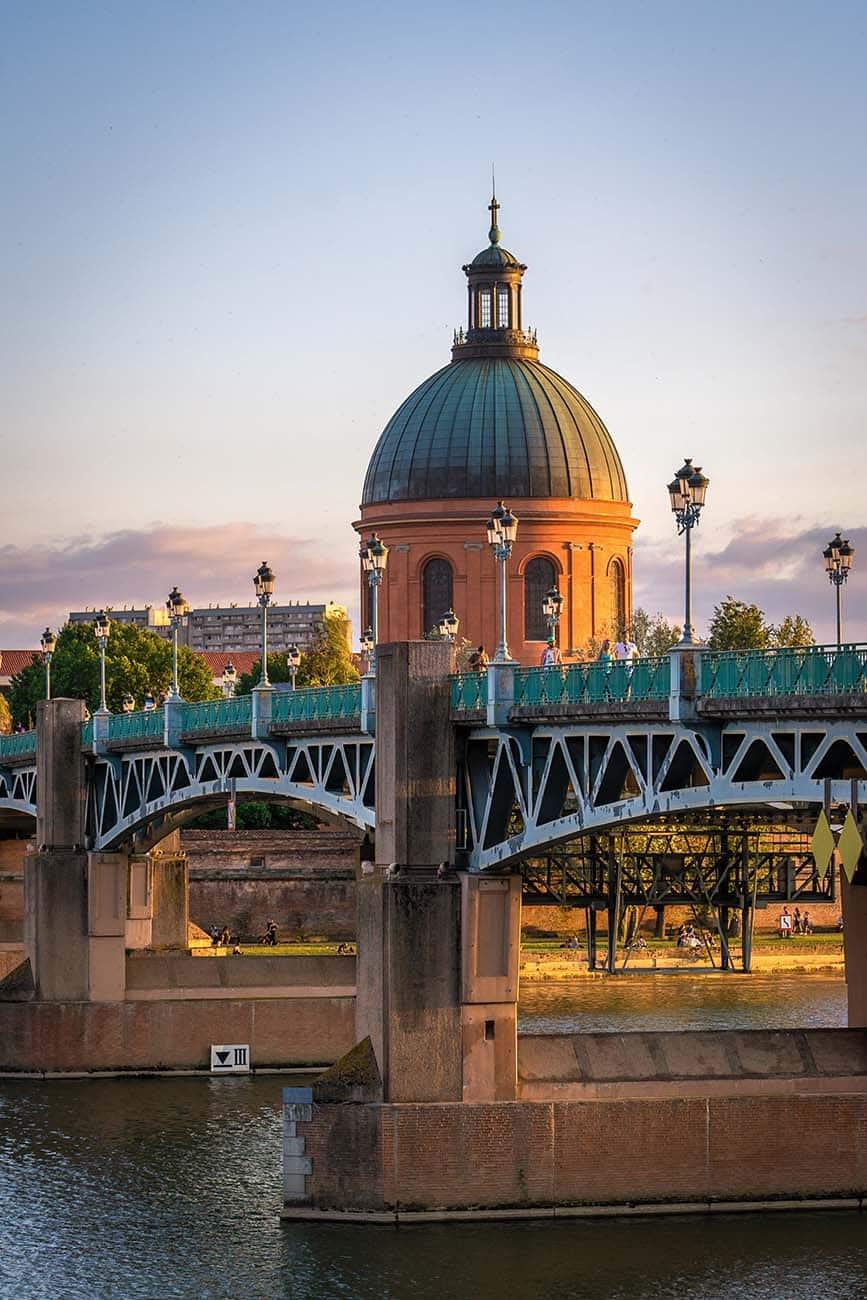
[254, 561, 276, 687]
[667, 458, 710, 646]
[359, 534, 388, 673]
[40, 627, 57, 700]
[94, 611, 111, 713]
[166, 586, 190, 700]
[823, 533, 855, 648]
[486, 501, 519, 662]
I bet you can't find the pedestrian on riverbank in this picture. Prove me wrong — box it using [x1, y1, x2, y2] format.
[780, 907, 792, 938]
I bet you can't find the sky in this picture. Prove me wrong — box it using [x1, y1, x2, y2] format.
[2, 0, 866, 646]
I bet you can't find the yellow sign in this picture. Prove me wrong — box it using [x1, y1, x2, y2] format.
[810, 810, 835, 880]
[837, 810, 864, 883]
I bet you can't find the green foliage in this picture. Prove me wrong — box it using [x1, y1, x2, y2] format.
[770, 614, 816, 648]
[707, 597, 817, 651]
[0, 693, 11, 734]
[235, 617, 358, 695]
[186, 801, 319, 830]
[632, 608, 680, 657]
[706, 596, 772, 650]
[7, 621, 218, 727]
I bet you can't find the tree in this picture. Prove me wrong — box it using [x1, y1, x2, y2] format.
[234, 617, 358, 695]
[706, 597, 771, 650]
[770, 614, 815, 648]
[7, 621, 218, 727]
[632, 608, 680, 658]
[0, 693, 11, 734]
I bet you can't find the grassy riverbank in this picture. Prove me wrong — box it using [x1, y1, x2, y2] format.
[520, 932, 845, 978]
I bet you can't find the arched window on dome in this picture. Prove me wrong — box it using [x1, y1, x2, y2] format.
[497, 288, 510, 329]
[422, 558, 454, 637]
[524, 556, 557, 642]
[609, 558, 626, 639]
[479, 290, 492, 329]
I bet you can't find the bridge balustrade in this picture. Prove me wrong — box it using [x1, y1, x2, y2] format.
[178, 695, 252, 733]
[270, 683, 361, 724]
[450, 672, 488, 712]
[702, 644, 867, 699]
[0, 730, 37, 760]
[513, 657, 671, 708]
[106, 708, 166, 743]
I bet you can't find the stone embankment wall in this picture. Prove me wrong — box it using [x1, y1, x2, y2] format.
[287, 1028, 867, 1218]
[183, 829, 359, 940]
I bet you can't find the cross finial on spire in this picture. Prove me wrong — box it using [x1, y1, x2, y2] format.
[488, 170, 501, 245]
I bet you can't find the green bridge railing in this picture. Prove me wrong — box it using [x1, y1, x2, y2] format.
[271, 683, 362, 724]
[514, 657, 671, 707]
[107, 708, 166, 744]
[450, 672, 489, 712]
[0, 730, 37, 760]
[178, 695, 252, 733]
[701, 644, 867, 698]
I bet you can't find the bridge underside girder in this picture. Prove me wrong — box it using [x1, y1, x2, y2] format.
[459, 719, 867, 870]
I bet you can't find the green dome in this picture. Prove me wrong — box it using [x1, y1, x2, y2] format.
[361, 356, 629, 506]
[468, 243, 523, 269]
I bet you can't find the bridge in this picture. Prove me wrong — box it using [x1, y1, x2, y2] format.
[3, 642, 865, 861]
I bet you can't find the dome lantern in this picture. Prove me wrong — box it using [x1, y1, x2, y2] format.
[453, 193, 538, 362]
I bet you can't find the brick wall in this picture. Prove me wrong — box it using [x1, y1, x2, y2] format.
[0, 995, 355, 1072]
[298, 1091, 867, 1212]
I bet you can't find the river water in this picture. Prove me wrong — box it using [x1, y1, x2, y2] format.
[1, 975, 863, 1300]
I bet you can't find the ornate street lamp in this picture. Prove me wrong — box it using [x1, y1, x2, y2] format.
[542, 587, 564, 641]
[40, 627, 57, 700]
[438, 608, 459, 643]
[253, 561, 276, 687]
[166, 585, 190, 700]
[360, 626, 374, 676]
[359, 534, 389, 673]
[486, 500, 519, 661]
[667, 458, 710, 645]
[221, 661, 237, 698]
[121, 692, 135, 713]
[93, 611, 111, 713]
[823, 532, 855, 648]
[287, 643, 301, 691]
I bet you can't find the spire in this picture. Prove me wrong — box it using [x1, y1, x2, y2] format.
[488, 176, 501, 245]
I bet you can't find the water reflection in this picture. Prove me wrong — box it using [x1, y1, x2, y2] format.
[0, 975, 860, 1300]
[519, 973, 848, 1035]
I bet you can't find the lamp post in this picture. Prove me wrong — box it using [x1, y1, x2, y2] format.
[360, 626, 374, 676]
[166, 586, 190, 700]
[40, 627, 57, 700]
[542, 587, 564, 641]
[438, 609, 459, 643]
[221, 661, 237, 698]
[121, 692, 135, 714]
[667, 458, 710, 646]
[287, 643, 301, 691]
[254, 561, 276, 686]
[94, 611, 111, 713]
[359, 534, 389, 673]
[486, 500, 519, 661]
[823, 532, 855, 648]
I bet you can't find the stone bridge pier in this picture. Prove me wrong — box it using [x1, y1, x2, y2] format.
[354, 641, 520, 1104]
[25, 698, 187, 1002]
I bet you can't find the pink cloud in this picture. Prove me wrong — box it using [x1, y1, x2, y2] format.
[0, 522, 360, 646]
[634, 520, 866, 644]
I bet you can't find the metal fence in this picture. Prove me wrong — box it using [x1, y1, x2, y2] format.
[0, 730, 37, 760]
[450, 672, 488, 712]
[105, 708, 166, 744]
[270, 683, 361, 723]
[178, 695, 252, 732]
[702, 644, 867, 698]
[514, 657, 671, 707]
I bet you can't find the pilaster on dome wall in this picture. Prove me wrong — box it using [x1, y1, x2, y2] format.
[355, 496, 638, 665]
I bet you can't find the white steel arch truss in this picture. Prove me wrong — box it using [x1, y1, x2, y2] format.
[459, 719, 867, 870]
